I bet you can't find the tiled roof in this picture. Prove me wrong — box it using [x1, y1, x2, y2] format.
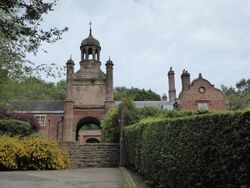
[14, 101, 64, 113]
[115, 101, 173, 109]
[14, 100, 173, 113]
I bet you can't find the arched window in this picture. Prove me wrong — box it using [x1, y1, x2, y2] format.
[88, 48, 93, 60]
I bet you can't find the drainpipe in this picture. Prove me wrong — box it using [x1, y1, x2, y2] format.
[56, 115, 64, 142]
[48, 119, 51, 139]
[119, 105, 128, 167]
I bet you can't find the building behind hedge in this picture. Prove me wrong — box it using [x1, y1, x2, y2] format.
[167, 67, 228, 111]
[14, 27, 228, 143]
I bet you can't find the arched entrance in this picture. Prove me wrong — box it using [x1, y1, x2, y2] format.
[75, 117, 101, 144]
[86, 138, 100, 143]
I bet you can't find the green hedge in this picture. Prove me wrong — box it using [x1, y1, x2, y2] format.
[0, 119, 32, 136]
[124, 110, 250, 187]
[101, 102, 210, 143]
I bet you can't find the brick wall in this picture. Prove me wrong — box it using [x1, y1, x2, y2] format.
[60, 142, 120, 168]
[36, 113, 63, 141]
[178, 76, 228, 111]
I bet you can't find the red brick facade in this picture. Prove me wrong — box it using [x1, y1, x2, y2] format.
[177, 74, 228, 111]
[36, 113, 63, 141]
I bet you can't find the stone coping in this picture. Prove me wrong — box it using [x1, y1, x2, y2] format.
[59, 141, 119, 146]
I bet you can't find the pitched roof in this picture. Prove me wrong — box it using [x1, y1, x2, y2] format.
[115, 101, 173, 109]
[14, 100, 173, 113]
[14, 101, 64, 113]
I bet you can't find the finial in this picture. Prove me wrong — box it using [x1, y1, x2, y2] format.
[70, 55, 72, 60]
[170, 66, 172, 71]
[199, 73, 202, 78]
[89, 21, 92, 35]
[106, 56, 113, 66]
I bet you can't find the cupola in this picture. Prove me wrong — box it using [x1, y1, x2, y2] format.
[80, 22, 101, 61]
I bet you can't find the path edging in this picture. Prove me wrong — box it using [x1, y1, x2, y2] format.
[120, 167, 137, 188]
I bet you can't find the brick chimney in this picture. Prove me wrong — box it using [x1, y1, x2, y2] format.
[168, 67, 176, 102]
[181, 69, 190, 90]
[162, 94, 168, 101]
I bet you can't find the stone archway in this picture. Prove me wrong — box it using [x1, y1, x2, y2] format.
[75, 117, 101, 144]
[86, 138, 100, 143]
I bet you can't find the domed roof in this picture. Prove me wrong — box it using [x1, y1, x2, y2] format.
[80, 28, 100, 48]
[66, 56, 74, 65]
[105, 57, 113, 65]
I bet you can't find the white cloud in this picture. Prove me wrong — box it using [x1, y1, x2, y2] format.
[28, 0, 250, 96]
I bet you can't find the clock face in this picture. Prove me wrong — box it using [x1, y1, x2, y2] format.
[199, 87, 206, 93]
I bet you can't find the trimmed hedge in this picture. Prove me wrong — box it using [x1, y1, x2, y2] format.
[0, 119, 32, 136]
[0, 135, 70, 170]
[124, 110, 250, 187]
[0, 109, 40, 132]
[101, 103, 210, 143]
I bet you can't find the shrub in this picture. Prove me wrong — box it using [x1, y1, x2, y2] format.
[124, 110, 250, 188]
[0, 135, 69, 170]
[101, 101, 210, 143]
[0, 136, 26, 170]
[21, 137, 69, 170]
[101, 108, 120, 143]
[10, 112, 40, 132]
[0, 108, 8, 118]
[0, 119, 32, 136]
[0, 108, 40, 132]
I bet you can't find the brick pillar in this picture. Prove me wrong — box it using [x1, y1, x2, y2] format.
[63, 58, 75, 141]
[168, 67, 176, 102]
[105, 57, 114, 111]
[181, 69, 190, 90]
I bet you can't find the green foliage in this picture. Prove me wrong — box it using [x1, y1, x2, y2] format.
[101, 108, 120, 143]
[0, 135, 70, 170]
[0, 0, 68, 107]
[101, 98, 210, 143]
[0, 108, 40, 131]
[80, 123, 100, 130]
[114, 86, 161, 101]
[0, 119, 32, 136]
[222, 78, 250, 110]
[1, 77, 66, 107]
[124, 110, 250, 187]
[0, 0, 68, 78]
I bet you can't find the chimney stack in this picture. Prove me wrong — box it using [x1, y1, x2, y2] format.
[162, 94, 168, 101]
[181, 69, 190, 90]
[168, 67, 176, 102]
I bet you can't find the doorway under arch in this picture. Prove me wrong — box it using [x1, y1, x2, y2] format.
[75, 117, 101, 142]
[86, 138, 100, 143]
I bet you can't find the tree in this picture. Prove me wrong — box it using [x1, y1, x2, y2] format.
[0, 0, 68, 78]
[114, 86, 161, 101]
[0, 77, 66, 108]
[221, 78, 250, 110]
[0, 0, 67, 107]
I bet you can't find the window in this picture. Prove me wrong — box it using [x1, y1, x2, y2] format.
[197, 103, 209, 110]
[35, 115, 46, 126]
[199, 86, 206, 94]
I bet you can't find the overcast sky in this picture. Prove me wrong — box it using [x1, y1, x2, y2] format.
[29, 0, 250, 96]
